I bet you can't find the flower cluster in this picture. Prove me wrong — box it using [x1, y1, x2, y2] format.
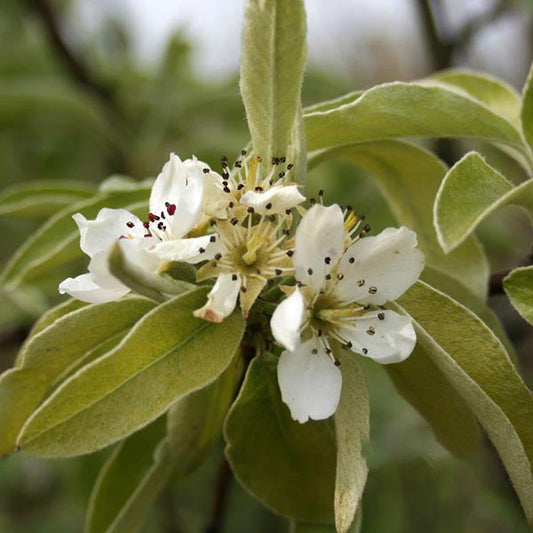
[60, 153, 424, 423]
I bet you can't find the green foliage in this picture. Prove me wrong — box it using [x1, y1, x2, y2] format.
[167, 355, 243, 475]
[434, 151, 533, 252]
[17, 289, 245, 457]
[333, 352, 369, 533]
[0, 188, 150, 288]
[0, 181, 96, 219]
[304, 81, 525, 156]
[225, 356, 336, 523]
[521, 62, 533, 154]
[0, 297, 155, 456]
[240, 0, 307, 165]
[504, 266, 533, 325]
[86, 418, 172, 533]
[395, 281, 533, 526]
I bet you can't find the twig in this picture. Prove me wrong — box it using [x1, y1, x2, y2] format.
[204, 456, 233, 533]
[489, 251, 533, 296]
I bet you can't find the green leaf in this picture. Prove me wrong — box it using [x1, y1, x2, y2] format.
[224, 356, 336, 523]
[310, 141, 489, 300]
[304, 81, 525, 155]
[25, 298, 88, 339]
[0, 188, 150, 288]
[18, 288, 245, 457]
[386, 341, 481, 458]
[108, 243, 185, 303]
[166, 354, 243, 475]
[434, 152, 533, 252]
[394, 281, 533, 526]
[333, 351, 369, 533]
[240, 0, 307, 162]
[0, 180, 96, 218]
[86, 418, 172, 533]
[431, 69, 521, 127]
[287, 107, 307, 184]
[504, 266, 533, 325]
[0, 297, 155, 457]
[521, 62, 533, 154]
[291, 513, 362, 533]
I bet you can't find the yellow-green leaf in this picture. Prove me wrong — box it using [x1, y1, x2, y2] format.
[240, 0, 307, 162]
[504, 266, 533, 325]
[17, 288, 245, 457]
[521, 61, 533, 155]
[434, 151, 533, 253]
[224, 356, 336, 523]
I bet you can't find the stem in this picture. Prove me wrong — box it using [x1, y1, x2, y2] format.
[489, 252, 533, 296]
[204, 457, 233, 533]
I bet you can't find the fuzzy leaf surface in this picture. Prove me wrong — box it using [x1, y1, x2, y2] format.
[225, 356, 336, 523]
[394, 281, 533, 526]
[434, 152, 533, 252]
[240, 0, 306, 162]
[504, 266, 533, 325]
[18, 288, 245, 457]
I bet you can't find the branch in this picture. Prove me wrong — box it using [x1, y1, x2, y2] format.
[489, 252, 533, 296]
[25, 0, 118, 108]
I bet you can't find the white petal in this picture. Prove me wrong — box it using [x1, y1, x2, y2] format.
[193, 273, 241, 323]
[277, 338, 342, 423]
[58, 273, 129, 303]
[293, 204, 345, 293]
[151, 235, 218, 264]
[202, 170, 229, 219]
[271, 288, 306, 351]
[240, 184, 305, 215]
[118, 236, 162, 279]
[334, 226, 425, 306]
[149, 154, 204, 238]
[87, 251, 131, 291]
[74, 208, 143, 258]
[337, 310, 416, 364]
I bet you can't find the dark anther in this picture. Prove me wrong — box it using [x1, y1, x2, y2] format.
[287, 164, 293, 170]
[215, 253, 222, 260]
[241, 149, 247, 155]
[203, 168, 210, 174]
[311, 348, 318, 354]
[210, 235, 217, 242]
[199, 247, 206, 253]
[357, 279, 365, 287]
[235, 161, 242, 168]
[334, 359, 341, 366]
[378, 312, 385, 320]
[275, 268, 282, 275]
[366, 327, 375, 336]
[223, 187, 231, 193]
[325, 274, 332, 280]
[229, 201, 235, 208]
[345, 341, 353, 349]
[280, 157, 286, 163]
[241, 286, 247, 293]
[230, 218, 239, 225]
[286, 250, 294, 257]
[364, 224, 371, 232]
[359, 231, 366, 238]
[255, 186, 264, 192]
[349, 257, 355, 264]
[285, 209, 291, 215]
[346, 204, 353, 211]
[368, 286, 378, 294]
[307, 268, 313, 275]
[269, 215, 276, 222]
[362, 348, 368, 354]
[310, 198, 316, 205]
[247, 207, 255, 213]
[237, 183, 245, 190]
[337, 273, 345, 280]
[232, 274, 238, 281]
[278, 171, 285, 179]
[318, 189, 324, 197]
[126, 221, 134, 228]
[324, 256, 331, 265]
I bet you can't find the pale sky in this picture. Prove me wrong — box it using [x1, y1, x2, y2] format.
[68, 0, 530, 87]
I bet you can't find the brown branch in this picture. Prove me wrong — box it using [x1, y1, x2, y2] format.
[25, 0, 117, 109]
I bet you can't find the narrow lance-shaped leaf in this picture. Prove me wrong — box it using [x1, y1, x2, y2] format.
[0, 180, 96, 218]
[86, 417, 172, 533]
[240, 0, 307, 163]
[0, 188, 150, 288]
[504, 266, 533, 325]
[521, 61, 533, 155]
[166, 353, 243, 475]
[304, 81, 526, 157]
[17, 288, 245, 457]
[225, 355, 336, 523]
[310, 140, 489, 300]
[0, 297, 155, 457]
[393, 281, 533, 526]
[434, 151, 533, 253]
[334, 350, 369, 533]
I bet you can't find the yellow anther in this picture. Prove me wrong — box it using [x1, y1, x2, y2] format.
[317, 306, 355, 322]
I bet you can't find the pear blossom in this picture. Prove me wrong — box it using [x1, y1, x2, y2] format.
[270, 204, 425, 423]
[193, 154, 305, 322]
[60, 153, 219, 303]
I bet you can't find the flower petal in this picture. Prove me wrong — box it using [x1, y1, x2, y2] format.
[334, 227, 424, 306]
[193, 273, 241, 323]
[293, 204, 344, 293]
[277, 338, 342, 423]
[240, 184, 305, 215]
[151, 235, 218, 264]
[337, 310, 416, 364]
[58, 273, 129, 303]
[240, 277, 266, 318]
[149, 154, 204, 238]
[271, 287, 306, 351]
[74, 208, 143, 258]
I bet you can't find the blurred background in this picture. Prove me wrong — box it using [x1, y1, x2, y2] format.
[0, 0, 532, 531]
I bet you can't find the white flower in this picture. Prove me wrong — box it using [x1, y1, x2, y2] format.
[59, 153, 218, 303]
[270, 204, 425, 423]
[193, 155, 305, 322]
